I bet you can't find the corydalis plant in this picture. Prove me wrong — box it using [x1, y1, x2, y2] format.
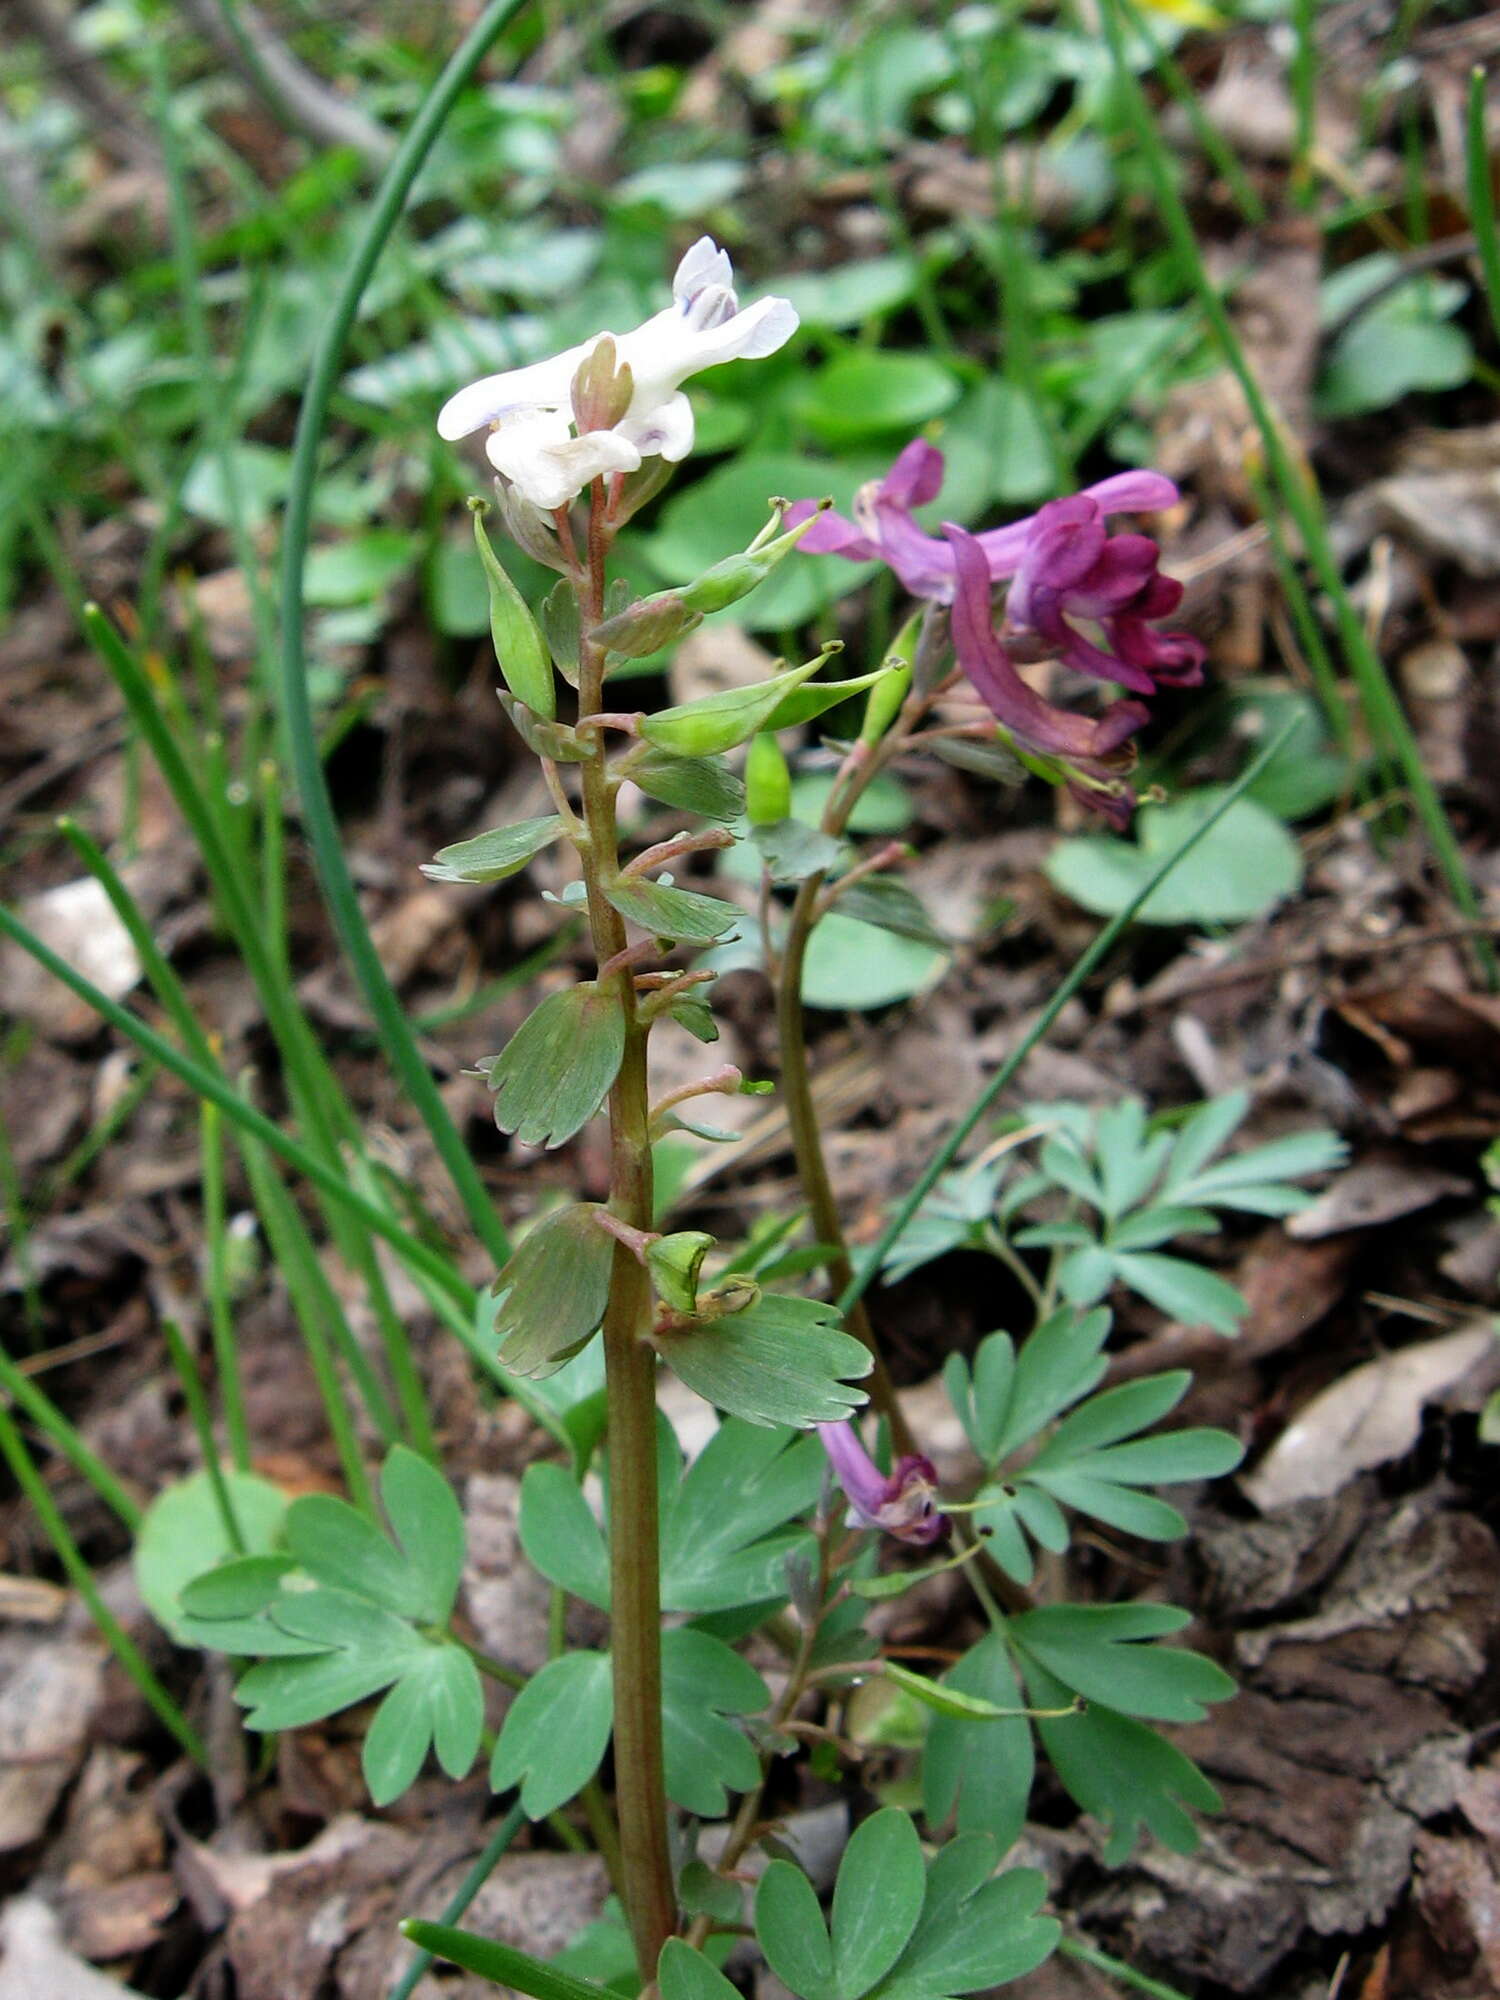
[132, 234, 1270, 2000]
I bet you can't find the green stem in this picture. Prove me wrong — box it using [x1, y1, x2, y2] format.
[771, 729, 920, 1456]
[160, 1318, 245, 1554]
[572, 487, 673, 1976]
[1058, 1937, 1192, 2000]
[1466, 67, 1500, 342]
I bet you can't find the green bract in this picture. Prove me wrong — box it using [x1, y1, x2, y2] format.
[627, 750, 746, 822]
[489, 1204, 614, 1376]
[423, 813, 567, 884]
[652, 1292, 872, 1428]
[606, 875, 744, 943]
[477, 985, 626, 1147]
[471, 501, 555, 718]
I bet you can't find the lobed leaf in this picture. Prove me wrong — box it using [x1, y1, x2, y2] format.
[422, 813, 566, 885]
[490, 1204, 614, 1377]
[479, 986, 625, 1149]
[653, 1293, 871, 1430]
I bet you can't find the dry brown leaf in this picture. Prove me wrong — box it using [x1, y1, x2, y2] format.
[1242, 1325, 1496, 1509]
[0, 1898, 149, 2000]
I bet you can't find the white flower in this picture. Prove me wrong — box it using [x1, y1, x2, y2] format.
[436, 236, 798, 511]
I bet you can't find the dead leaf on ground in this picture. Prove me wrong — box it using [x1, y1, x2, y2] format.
[0, 1641, 105, 1853]
[0, 1897, 150, 2000]
[1286, 1156, 1471, 1239]
[1242, 1324, 1496, 1510]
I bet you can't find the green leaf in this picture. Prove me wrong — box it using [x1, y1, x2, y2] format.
[659, 1420, 824, 1613]
[798, 353, 960, 446]
[135, 1470, 290, 1649]
[480, 987, 625, 1148]
[629, 751, 746, 823]
[801, 915, 948, 1011]
[872, 1838, 1057, 1999]
[831, 1809, 925, 1998]
[363, 1644, 484, 1804]
[661, 1626, 768, 1815]
[179, 1554, 294, 1622]
[518, 1461, 611, 1609]
[1033, 1374, 1190, 1461]
[423, 814, 566, 885]
[659, 1942, 743, 2000]
[921, 1631, 1034, 1854]
[751, 819, 847, 884]
[380, 1446, 467, 1626]
[1317, 310, 1473, 418]
[991, 1308, 1112, 1462]
[606, 876, 744, 943]
[757, 1861, 836, 2000]
[489, 1204, 614, 1376]
[1011, 1604, 1235, 1722]
[491, 1651, 614, 1817]
[472, 504, 556, 717]
[1024, 1659, 1221, 1862]
[401, 1922, 619, 2000]
[304, 529, 417, 607]
[283, 1492, 429, 1618]
[654, 1292, 872, 1428]
[831, 876, 948, 948]
[1111, 1252, 1245, 1333]
[1046, 791, 1302, 926]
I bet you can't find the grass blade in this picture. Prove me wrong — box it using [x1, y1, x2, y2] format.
[275, 0, 529, 1271]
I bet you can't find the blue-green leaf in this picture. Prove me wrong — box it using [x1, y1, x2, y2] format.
[490, 1651, 613, 1817]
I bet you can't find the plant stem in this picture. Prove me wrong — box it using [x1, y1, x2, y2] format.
[771, 731, 920, 1457]
[573, 485, 674, 1976]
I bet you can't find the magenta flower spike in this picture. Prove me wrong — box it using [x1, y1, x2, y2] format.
[786, 441, 1180, 608]
[819, 1421, 946, 1546]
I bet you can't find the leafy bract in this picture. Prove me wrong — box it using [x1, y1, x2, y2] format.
[478, 985, 625, 1148]
[605, 875, 744, 943]
[423, 813, 566, 884]
[489, 1204, 614, 1377]
[629, 751, 746, 823]
[653, 1293, 872, 1429]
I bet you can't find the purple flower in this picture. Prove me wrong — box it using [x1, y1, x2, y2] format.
[786, 441, 1180, 608]
[819, 1422, 945, 1547]
[945, 523, 1147, 817]
[787, 443, 1201, 697]
[1004, 496, 1205, 696]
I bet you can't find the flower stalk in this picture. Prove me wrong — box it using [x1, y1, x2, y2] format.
[569, 480, 675, 1974]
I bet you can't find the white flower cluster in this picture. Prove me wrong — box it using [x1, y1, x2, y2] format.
[437, 236, 798, 511]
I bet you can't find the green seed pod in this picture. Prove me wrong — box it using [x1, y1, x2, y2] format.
[589, 592, 700, 658]
[469, 501, 555, 718]
[859, 662, 913, 746]
[744, 731, 791, 825]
